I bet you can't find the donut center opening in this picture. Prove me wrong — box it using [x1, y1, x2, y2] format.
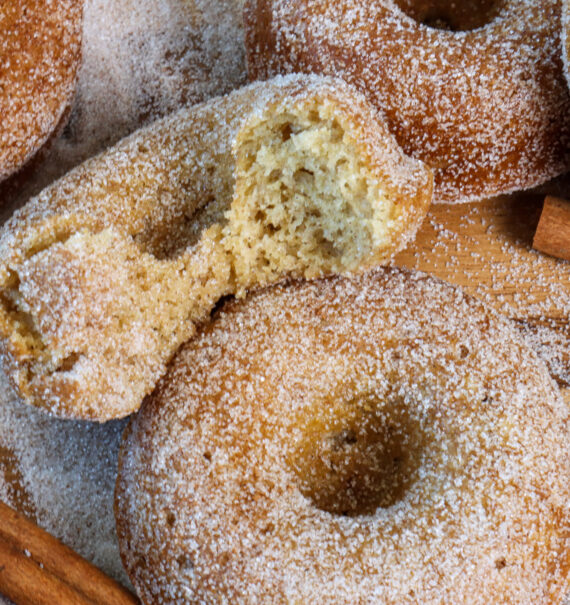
[394, 0, 504, 31]
[225, 100, 399, 287]
[291, 393, 425, 516]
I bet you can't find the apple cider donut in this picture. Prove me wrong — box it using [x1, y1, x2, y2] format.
[115, 268, 570, 604]
[0, 0, 83, 182]
[245, 0, 570, 203]
[0, 74, 432, 420]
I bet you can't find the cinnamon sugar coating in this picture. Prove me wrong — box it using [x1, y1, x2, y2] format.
[0, 74, 432, 420]
[0, 0, 83, 182]
[115, 268, 570, 604]
[245, 0, 570, 203]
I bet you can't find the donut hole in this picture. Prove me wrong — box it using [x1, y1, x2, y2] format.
[225, 101, 399, 285]
[394, 0, 505, 31]
[130, 187, 230, 261]
[291, 395, 425, 516]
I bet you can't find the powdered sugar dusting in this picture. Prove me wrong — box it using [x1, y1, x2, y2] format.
[0, 370, 129, 585]
[245, 0, 570, 203]
[63, 0, 247, 161]
[0, 466, 11, 509]
[116, 268, 570, 604]
[563, 0, 570, 86]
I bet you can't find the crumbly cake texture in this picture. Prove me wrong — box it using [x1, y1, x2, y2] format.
[0, 0, 82, 182]
[0, 74, 432, 421]
[0, 0, 248, 216]
[245, 0, 570, 204]
[115, 268, 570, 605]
[0, 371, 129, 587]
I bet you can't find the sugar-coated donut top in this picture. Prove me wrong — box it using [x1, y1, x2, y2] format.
[116, 268, 570, 604]
[245, 0, 570, 203]
[0, 0, 83, 182]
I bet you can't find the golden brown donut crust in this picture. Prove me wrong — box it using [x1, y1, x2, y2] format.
[115, 268, 569, 604]
[245, 0, 570, 203]
[0, 0, 83, 182]
[0, 74, 431, 420]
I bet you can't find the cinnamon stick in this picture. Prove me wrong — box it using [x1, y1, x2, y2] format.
[533, 196, 570, 261]
[0, 501, 139, 605]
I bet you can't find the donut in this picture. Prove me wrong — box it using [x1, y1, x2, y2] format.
[115, 268, 570, 604]
[0, 74, 432, 420]
[244, 0, 570, 203]
[0, 0, 83, 182]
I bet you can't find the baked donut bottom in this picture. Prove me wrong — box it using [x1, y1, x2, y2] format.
[0, 75, 431, 420]
[115, 268, 570, 604]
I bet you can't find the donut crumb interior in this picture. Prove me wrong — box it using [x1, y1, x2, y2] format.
[225, 102, 395, 287]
